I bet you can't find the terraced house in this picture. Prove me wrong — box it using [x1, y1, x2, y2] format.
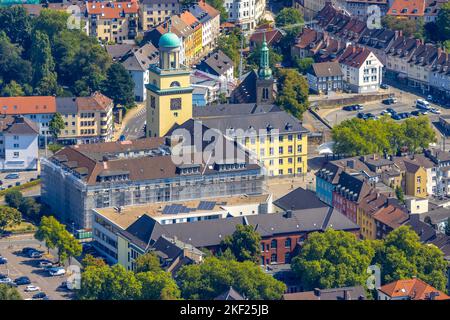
[139, 0, 180, 31]
[86, 0, 139, 43]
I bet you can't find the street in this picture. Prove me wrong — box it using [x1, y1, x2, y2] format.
[0, 234, 77, 300]
[120, 104, 146, 140]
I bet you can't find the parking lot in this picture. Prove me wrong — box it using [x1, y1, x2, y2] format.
[0, 235, 76, 300]
[0, 171, 39, 190]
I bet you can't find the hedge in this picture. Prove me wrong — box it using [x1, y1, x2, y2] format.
[0, 179, 41, 197]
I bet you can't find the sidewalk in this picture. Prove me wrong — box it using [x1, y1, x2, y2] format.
[113, 103, 145, 141]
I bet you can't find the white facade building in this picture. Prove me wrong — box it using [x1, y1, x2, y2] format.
[224, 0, 266, 30]
[0, 116, 39, 171]
[339, 45, 383, 93]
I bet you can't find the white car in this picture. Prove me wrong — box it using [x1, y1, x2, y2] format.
[0, 277, 12, 284]
[25, 285, 40, 292]
[430, 108, 441, 114]
[49, 268, 66, 276]
[39, 260, 53, 268]
[380, 110, 391, 116]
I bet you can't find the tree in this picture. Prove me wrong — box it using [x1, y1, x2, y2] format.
[276, 68, 309, 119]
[1, 81, 24, 97]
[436, 2, 450, 42]
[291, 229, 375, 291]
[82, 254, 107, 269]
[0, 32, 32, 87]
[0, 206, 21, 234]
[29, 30, 59, 95]
[382, 16, 424, 38]
[395, 186, 405, 204]
[207, 0, 227, 23]
[217, 31, 241, 77]
[49, 112, 65, 138]
[35, 216, 82, 263]
[101, 63, 134, 107]
[18, 197, 41, 221]
[0, 284, 22, 300]
[221, 224, 261, 263]
[33, 9, 70, 41]
[135, 252, 162, 273]
[137, 271, 181, 300]
[177, 257, 286, 300]
[402, 117, 436, 153]
[275, 8, 304, 28]
[4, 189, 23, 209]
[0, 6, 32, 49]
[373, 226, 448, 291]
[294, 57, 314, 74]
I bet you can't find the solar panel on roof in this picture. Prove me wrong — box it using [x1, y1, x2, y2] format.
[197, 201, 216, 210]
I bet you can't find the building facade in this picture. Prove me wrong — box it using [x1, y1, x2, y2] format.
[139, 0, 180, 31]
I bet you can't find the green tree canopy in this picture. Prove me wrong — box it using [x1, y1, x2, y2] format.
[0, 32, 32, 88]
[275, 8, 304, 28]
[101, 63, 135, 107]
[291, 229, 375, 290]
[82, 254, 107, 269]
[18, 197, 41, 221]
[49, 112, 65, 138]
[294, 57, 314, 74]
[0, 6, 32, 48]
[373, 226, 448, 291]
[0, 284, 22, 300]
[137, 271, 181, 300]
[177, 257, 286, 300]
[0, 206, 21, 233]
[276, 68, 309, 119]
[382, 16, 424, 39]
[4, 189, 23, 209]
[332, 116, 436, 156]
[1, 81, 24, 97]
[35, 216, 82, 263]
[33, 9, 70, 41]
[436, 2, 450, 42]
[207, 0, 227, 23]
[217, 30, 241, 77]
[134, 252, 162, 273]
[247, 42, 283, 70]
[221, 224, 261, 263]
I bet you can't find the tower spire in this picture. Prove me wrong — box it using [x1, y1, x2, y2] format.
[258, 32, 272, 80]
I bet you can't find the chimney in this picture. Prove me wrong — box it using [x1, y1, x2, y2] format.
[314, 288, 321, 297]
[285, 210, 293, 218]
[343, 290, 351, 300]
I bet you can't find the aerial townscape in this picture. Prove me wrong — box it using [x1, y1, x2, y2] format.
[0, 0, 449, 307]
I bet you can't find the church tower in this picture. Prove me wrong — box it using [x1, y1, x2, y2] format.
[146, 29, 193, 137]
[256, 33, 275, 105]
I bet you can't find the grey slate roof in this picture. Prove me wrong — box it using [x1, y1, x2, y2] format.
[199, 111, 308, 135]
[193, 103, 280, 118]
[283, 286, 366, 300]
[106, 44, 137, 61]
[120, 207, 360, 249]
[55, 97, 78, 114]
[274, 187, 328, 211]
[0, 116, 39, 135]
[214, 287, 245, 300]
[310, 62, 343, 78]
[196, 50, 234, 77]
[122, 43, 159, 72]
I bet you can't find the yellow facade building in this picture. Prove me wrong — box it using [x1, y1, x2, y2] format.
[404, 162, 427, 198]
[146, 31, 193, 137]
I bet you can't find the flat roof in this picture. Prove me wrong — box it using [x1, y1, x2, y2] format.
[94, 194, 271, 229]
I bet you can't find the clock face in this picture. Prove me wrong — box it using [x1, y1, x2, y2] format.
[170, 98, 182, 110]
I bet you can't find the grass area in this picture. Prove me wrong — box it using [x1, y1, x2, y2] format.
[4, 221, 37, 234]
[0, 179, 41, 197]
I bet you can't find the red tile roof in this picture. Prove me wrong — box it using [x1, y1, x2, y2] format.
[180, 11, 201, 30]
[387, 0, 426, 17]
[379, 278, 450, 300]
[198, 0, 220, 18]
[338, 45, 374, 68]
[76, 92, 113, 111]
[86, 0, 138, 19]
[373, 205, 409, 229]
[0, 96, 56, 115]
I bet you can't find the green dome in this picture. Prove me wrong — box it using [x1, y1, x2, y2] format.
[158, 32, 181, 49]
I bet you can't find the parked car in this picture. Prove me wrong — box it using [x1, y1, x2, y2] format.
[4, 173, 19, 179]
[357, 112, 367, 119]
[25, 285, 40, 292]
[427, 95, 434, 102]
[416, 99, 431, 110]
[380, 83, 389, 89]
[0, 277, 12, 284]
[0, 257, 7, 264]
[38, 260, 54, 268]
[411, 110, 420, 116]
[343, 105, 354, 111]
[22, 247, 36, 256]
[383, 97, 397, 105]
[392, 114, 402, 120]
[32, 292, 47, 300]
[380, 110, 391, 116]
[430, 108, 441, 114]
[29, 251, 43, 258]
[49, 267, 66, 276]
[386, 108, 396, 114]
[14, 276, 31, 285]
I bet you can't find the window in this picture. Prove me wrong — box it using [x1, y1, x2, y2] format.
[150, 96, 156, 108]
[13, 144, 19, 148]
[170, 81, 181, 87]
[271, 239, 277, 249]
[284, 238, 291, 248]
[13, 152, 19, 158]
[170, 98, 182, 110]
[284, 252, 290, 263]
[270, 254, 277, 263]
